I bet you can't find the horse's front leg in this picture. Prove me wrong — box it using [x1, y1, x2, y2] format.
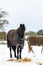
[29, 45, 34, 53]
[17, 47, 19, 59]
[41, 46, 43, 53]
[20, 48, 22, 59]
[10, 47, 12, 58]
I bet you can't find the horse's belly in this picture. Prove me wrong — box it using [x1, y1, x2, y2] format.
[10, 41, 17, 46]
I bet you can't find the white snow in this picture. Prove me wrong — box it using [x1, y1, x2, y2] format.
[0, 41, 43, 65]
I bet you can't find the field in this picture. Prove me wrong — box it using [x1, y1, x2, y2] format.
[0, 41, 43, 65]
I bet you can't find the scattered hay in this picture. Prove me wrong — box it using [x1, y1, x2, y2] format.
[21, 57, 32, 62]
[7, 57, 32, 62]
[7, 59, 16, 62]
[35, 62, 42, 65]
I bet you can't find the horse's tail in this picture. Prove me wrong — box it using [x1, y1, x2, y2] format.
[7, 34, 10, 47]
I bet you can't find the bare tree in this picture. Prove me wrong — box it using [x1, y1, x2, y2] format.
[0, 8, 9, 30]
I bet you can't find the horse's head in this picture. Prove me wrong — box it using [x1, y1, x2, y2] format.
[18, 24, 26, 38]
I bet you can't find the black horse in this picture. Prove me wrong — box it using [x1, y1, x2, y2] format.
[7, 24, 26, 59]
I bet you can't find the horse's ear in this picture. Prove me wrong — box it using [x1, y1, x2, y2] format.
[20, 24, 26, 30]
[22, 24, 26, 31]
[23, 24, 26, 30]
[20, 24, 22, 27]
[20, 24, 25, 27]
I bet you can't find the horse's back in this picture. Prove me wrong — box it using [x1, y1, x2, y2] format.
[28, 37, 43, 46]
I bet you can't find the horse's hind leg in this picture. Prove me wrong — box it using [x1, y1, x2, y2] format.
[10, 47, 12, 58]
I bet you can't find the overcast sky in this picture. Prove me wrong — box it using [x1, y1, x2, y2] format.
[0, 0, 43, 32]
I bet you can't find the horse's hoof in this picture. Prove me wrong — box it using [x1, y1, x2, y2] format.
[17, 56, 19, 59]
[20, 57, 22, 59]
[10, 55, 12, 58]
[15, 56, 17, 58]
[10, 56, 12, 58]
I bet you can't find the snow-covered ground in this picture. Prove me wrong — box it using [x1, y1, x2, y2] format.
[0, 41, 43, 65]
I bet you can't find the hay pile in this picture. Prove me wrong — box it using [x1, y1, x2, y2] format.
[7, 57, 31, 62]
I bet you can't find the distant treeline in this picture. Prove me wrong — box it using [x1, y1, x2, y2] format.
[25, 29, 43, 36]
[0, 29, 43, 40]
[0, 32, 6, 40]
